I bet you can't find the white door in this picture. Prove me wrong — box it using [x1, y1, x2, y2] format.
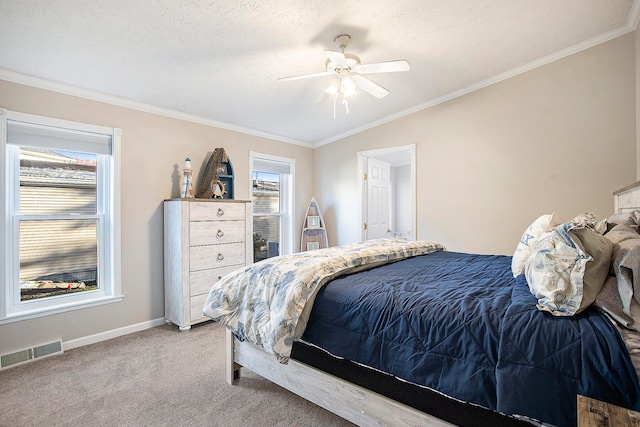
[366, 158, 392, 239]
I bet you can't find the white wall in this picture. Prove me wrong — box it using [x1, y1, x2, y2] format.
[0, 80, 314, 354]
[315, 33, 636, 255]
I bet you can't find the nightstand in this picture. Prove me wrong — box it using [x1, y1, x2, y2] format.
[577, 395, 640, 427]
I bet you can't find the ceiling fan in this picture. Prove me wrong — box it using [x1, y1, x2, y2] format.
[278, 34, 410, 114]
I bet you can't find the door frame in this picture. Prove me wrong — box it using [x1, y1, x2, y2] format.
[357, 144, 416, 242]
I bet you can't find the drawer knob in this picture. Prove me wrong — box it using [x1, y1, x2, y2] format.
[217, 208, 224, 217]
[217, 253, 224, 261]
[216, 229, 224, 238]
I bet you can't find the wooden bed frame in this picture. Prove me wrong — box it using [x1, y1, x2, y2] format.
[225, 328, 453, 426]
[220, 188, 640, 426]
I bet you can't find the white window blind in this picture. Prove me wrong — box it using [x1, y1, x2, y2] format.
[252, 158, 291, 175]
[7, 120, 112, 154]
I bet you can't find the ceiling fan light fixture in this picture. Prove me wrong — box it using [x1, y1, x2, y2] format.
[325, 75, 357, 99]
[340, 76, 357, 98]
[324, 78, 340, 96]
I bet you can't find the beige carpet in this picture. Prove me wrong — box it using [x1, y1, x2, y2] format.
[0, 321, 355, 427]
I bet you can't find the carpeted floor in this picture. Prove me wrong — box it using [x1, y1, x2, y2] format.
[0, 321, 355, 427]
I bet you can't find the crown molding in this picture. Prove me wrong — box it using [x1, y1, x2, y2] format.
[629, 0, 640, 29]
[0, 69, 313, 149]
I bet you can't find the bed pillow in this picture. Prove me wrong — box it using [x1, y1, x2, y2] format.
[524, 214, 612, 316]
[607, 210, 640, 232]
[568, 227, 612, 312]
[511, 213, 560, 278]
[594, 224, 640, 328]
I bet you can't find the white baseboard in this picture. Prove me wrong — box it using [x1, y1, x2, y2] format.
[64, 317, 167, 350]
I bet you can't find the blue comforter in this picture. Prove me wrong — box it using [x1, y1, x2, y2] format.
[300, 251, 640, 426]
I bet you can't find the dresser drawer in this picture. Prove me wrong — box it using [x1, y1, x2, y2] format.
[190, 264, 244, 296]
[190, 241, 246, 272]
[190, 293, 209, 323]
[190, 202, 245, 221]
[189, 220, 245, 246]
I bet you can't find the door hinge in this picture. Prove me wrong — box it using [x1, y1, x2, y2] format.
[363, 223, 368, 230]
[363, 173, 367, 180]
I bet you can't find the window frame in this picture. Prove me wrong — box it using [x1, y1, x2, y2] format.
[0, 108, 122, 324]
[249, 152, 295, 258]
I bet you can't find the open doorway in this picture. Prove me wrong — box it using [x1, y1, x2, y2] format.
[357, 144, 416, 242]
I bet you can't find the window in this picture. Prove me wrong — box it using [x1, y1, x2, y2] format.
[0, 109, 122, 323]
[250, 152, 295, 262]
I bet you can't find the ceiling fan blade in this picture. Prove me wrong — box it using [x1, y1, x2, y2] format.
[352, 75, 389, 99]
[278, 70, 334, 82]
[325, 50, 347, 67]
[353, 60, 410, 74]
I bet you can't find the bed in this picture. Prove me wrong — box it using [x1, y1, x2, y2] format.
[203, 213, 640, 427]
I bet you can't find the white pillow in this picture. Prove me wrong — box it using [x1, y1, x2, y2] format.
[511, 213, 559, 277]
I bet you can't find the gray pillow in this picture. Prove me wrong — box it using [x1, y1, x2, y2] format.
[594, 224, 640, 328]
[568, 227, 612, 313]
[607, 210, 640, 232]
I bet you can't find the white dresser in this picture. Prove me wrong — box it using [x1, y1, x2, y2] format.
[164, 198, 251, 330]
[614, 181, 640, 213]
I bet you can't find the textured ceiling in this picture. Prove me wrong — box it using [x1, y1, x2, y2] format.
[0, 1, 638, 146]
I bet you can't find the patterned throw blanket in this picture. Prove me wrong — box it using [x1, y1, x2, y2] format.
[203, 238, 445, 362]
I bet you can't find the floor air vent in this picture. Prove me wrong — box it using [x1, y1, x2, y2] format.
[1, 340, 63, 369]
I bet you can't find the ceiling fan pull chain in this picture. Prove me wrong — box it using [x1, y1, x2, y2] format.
[333, 96, 337, 119]
[343, 98, 349, 115]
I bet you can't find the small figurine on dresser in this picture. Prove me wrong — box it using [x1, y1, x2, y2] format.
[180, 157, 194, 198]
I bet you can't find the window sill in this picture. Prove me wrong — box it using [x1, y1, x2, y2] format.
[0, 294, 124, 325]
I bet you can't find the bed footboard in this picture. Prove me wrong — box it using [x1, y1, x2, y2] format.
[225, 328, 453, 426]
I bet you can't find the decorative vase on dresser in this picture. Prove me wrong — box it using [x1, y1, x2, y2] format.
[164, 198, 251, 330]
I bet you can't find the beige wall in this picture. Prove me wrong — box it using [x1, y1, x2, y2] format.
[316, 33, 636, 255]
[637, 20, 640, 180]
[0, 80, 314, 353]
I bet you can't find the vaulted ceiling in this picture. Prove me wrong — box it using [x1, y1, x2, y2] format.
[0, 1, 638, 147]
